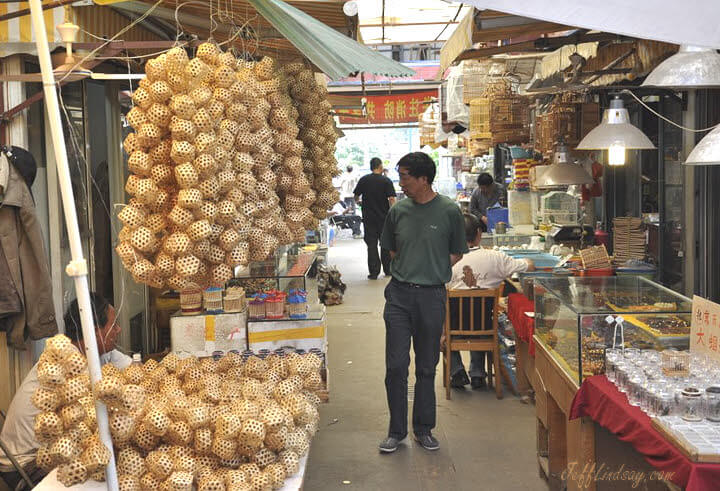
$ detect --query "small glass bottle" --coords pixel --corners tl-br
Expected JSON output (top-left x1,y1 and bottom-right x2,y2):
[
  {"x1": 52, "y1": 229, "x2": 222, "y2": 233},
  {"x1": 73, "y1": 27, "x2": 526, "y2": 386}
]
[{"x1": 131, "y1": 353, "x2": 142, "y2": 366}]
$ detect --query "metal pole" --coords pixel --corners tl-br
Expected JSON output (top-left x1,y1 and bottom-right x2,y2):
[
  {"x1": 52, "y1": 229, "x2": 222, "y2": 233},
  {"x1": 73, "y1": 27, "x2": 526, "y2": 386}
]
[{"x1": 27, "y1": 1, "x2": 118, "y2": 489}]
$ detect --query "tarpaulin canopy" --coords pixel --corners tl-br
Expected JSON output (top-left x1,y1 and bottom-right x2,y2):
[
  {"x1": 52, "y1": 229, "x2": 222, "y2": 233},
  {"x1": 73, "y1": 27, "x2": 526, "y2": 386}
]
[
  {"x1": 247, "y1": 0, "x2": 414, "y2": 80},
  {"x1": 463, "y1": 0, "x2": 720, "y2": 48}
]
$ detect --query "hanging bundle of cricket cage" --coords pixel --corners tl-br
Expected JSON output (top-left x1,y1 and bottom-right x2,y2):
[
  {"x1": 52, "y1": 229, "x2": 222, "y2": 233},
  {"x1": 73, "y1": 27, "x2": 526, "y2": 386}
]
[{"x1": 117, "y1": 42, "x2": 340, "y2": 290}]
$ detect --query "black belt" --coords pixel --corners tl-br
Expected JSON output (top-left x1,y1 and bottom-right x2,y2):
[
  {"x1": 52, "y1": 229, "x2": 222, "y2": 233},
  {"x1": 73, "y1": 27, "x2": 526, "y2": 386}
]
[{"x1": 391, "y1": 278, "x2": 445, "y2": 289}]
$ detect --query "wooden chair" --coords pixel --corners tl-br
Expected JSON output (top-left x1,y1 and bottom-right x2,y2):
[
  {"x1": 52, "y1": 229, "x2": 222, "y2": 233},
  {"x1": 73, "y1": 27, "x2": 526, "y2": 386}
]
[{"x1": 442, "y1": 285, "x2": 504, "y2": 400}]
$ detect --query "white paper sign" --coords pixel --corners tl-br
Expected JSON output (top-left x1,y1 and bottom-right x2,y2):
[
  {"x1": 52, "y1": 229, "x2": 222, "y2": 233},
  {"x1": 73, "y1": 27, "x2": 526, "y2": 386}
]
[{"x1": 691, "y1": 295, "x2": 720, "y2": 361}]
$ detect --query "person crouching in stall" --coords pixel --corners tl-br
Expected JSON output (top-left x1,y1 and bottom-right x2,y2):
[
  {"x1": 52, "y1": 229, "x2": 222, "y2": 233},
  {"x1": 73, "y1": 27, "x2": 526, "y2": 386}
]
[
  {"x1": 327, "y1": 200, "x2": 362, "y2": 238},
  {"x1": 444, "y1": 214, "x2": 535, "y2": 390},
  {"x1": 0, "y1": 293, "x2": 131, "y2": 488}
]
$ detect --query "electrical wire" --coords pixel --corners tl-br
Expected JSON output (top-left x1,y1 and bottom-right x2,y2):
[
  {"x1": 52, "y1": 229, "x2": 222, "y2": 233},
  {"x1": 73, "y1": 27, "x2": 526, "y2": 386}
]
[
  {"x1": 434, "y1": 3, "x2": 463, "y2": 42},
  {"x1": 622, "y1": 89, "x2": 720, "y2": 133}
]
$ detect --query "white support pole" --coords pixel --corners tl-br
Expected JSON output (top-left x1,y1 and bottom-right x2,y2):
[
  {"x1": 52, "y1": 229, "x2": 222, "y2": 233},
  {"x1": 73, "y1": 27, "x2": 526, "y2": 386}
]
[{"x1": 27, "y1": 1, "x2": 119, "y2": 489}]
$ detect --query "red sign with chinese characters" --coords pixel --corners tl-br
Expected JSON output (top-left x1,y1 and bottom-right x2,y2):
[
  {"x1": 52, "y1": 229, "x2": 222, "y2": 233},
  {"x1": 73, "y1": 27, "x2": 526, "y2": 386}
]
[
  {"x1": 691, "y1": 295, "x2": 720, "y2": 361},
  {"x1": 337, "y1": 90, "x2": 436, "y2": 125}
]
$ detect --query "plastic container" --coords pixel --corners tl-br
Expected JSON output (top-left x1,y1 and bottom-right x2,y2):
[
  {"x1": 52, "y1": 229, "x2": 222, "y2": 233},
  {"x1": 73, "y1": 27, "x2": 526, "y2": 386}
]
[{"x1": 487, "y1": 207, "x2": 509, "y2": 233}]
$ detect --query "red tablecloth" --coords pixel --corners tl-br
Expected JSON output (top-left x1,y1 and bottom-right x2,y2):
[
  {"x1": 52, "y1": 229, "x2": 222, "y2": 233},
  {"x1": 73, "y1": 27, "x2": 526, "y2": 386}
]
[
  {"x1": 508, "y1": 293, "x2": 535, "y2": 356},
  {"x1": 570, "y1": 375, "x2": 720, "y2": 491}
]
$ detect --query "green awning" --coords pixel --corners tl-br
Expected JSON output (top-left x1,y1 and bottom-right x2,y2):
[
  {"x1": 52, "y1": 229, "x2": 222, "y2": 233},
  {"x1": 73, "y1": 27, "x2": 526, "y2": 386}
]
[{"x1": 247, "y1": 0, "x2": 414, "y2": 80}]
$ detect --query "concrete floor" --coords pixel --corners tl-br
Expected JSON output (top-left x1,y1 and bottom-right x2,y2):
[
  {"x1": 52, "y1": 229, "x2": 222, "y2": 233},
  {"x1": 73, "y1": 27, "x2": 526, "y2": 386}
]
[{"x1": 304, "y1": 239, "x2": 548, "y2": 491}]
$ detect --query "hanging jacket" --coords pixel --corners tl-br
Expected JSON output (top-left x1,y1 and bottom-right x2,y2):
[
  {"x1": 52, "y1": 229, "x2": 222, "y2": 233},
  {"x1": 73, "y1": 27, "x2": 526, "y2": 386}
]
[{"x1": 0, "y1": 162, "x2": 57, "y2": 349}]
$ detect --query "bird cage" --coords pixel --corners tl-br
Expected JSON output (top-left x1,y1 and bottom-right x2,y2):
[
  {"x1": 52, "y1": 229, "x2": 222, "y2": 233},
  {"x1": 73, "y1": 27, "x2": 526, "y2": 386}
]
[{"x1": 539, "y1": 191, "x2": 580, "y2": 225}]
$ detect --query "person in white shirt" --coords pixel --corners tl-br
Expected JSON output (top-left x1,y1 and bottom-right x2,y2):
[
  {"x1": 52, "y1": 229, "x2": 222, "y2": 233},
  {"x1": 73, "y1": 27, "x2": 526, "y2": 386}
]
[
  {"x1": 0, "y1": 293, "x2": 131, "y2": 488},
  {"x1": 339, "y1": 165, "x2": 359, "y2": 212},
  {"x1": 328, "y1": 200, "x2": 362, "y2": 237},
  {"x1": 445, "y1": 213, "x2": 534, "y2": 390}
]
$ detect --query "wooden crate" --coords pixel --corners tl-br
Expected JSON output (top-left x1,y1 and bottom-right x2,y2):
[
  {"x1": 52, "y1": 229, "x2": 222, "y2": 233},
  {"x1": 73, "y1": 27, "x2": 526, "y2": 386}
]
[{"x1": 580, "y1": 245, "x2": 612, "y2": 270}]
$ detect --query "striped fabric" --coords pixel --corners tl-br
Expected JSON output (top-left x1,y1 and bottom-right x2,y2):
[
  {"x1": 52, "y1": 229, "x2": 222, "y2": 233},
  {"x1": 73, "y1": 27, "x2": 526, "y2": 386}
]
[{"x1": 0, "y1": 3, "x2": 162, "y2": 45}]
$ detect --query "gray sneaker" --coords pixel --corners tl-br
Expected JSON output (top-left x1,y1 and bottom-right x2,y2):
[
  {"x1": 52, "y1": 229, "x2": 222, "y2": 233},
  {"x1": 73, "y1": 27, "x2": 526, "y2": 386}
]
[
  {"x1": 414, "y1": 433, "x2": 440, "y2": 451},
  {"x1": 378, "y1": 436, "x2": 400, "y2": 453}
]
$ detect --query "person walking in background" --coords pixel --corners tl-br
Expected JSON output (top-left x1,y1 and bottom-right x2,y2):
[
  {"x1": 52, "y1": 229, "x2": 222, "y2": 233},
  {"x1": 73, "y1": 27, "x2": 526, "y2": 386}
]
[
  {"x1": 340, "y1": 165, "x2": 359, "y2": 213},
  {"x1": 353, "y1": 157, "x2": 396, "y2": 279},
  {"x1": 469, "y1": 173, "x2": 506, "y2": 232},
  {"x1": 378, "y1": 152, "x2": 468, "y2": 453}
]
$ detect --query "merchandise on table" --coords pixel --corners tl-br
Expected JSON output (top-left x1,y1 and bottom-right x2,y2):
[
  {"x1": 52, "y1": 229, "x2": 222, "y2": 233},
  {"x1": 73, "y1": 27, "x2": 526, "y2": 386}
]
[
  {"x1": 223, "y1": 286, "x2": 246, "y2": 313},
  {"x1": 265, "y1": 291, "x2": 287, "y2": 319},
  {"x1": 179, "y1": 285, "x2": 202, "y2": 315},
  {"x1": 202, "y1": 286, "x2": 223, "y2": 313},
  {"x1": 288, "y1": 290, "x2": 309, "y2": 319},
  {"x1": 33, "y1": 334, "x2": 324, "y2": 488},
  {"x1": 248, "y1": 294, "x2": 268, "y2": 320}
]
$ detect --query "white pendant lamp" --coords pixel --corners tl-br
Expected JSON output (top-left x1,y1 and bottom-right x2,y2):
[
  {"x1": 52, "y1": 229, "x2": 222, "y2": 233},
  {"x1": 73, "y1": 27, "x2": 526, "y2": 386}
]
[
  {"x1": 535, "y1": 143, "x2": 593, "y2": 188},
  {"x1": 686, "y1": 126, "x2": 720, "y2": 165},
  {"x1": 642, "y1": 45, "x2": 720, "y2": 89},
  {"x1": 576, "y1": 96, "x2": 655, "y2": 166}
]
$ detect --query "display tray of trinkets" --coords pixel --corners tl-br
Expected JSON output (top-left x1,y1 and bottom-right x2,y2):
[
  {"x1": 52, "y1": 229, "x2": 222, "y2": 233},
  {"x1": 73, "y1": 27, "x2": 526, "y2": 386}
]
[{"x1": 534, "y1": 276, "x2": 692, "y2": 385}]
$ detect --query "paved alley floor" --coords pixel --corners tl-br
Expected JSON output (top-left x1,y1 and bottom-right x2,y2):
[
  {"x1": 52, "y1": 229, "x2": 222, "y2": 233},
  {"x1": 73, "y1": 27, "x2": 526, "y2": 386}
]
[{"x1": 304, "y1": 239, "x2": 547, "y2": 491}]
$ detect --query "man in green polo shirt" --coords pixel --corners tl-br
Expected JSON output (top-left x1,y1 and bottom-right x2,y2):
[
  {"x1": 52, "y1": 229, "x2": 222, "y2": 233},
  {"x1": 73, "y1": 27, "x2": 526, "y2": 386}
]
[{"x1": 378, "y1": 152, "x2": 468, "y2": 453}]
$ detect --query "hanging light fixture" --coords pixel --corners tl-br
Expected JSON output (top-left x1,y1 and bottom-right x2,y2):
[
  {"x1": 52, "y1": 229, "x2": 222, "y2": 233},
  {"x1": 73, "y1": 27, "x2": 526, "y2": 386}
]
[
  {"x1": 685, "y1": 126, "x2": 720, "y2": 165},
  {"x1": 576, "y1": 95, "x2": 655, "y2": 166},
  {"x1": 642, "y1": 45, "x2": 720, "y2": 89},
  {"x1": 535, "y1": 142, "x2": 593, "y2": 188}
]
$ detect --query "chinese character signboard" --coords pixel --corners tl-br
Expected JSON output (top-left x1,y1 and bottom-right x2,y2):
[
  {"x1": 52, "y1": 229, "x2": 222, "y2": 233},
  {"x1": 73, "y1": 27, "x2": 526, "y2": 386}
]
[
  {"x1": 691, "y1": 295, "x2": 720, "y2": 361},
  {"x1": 337, "y1": 90, "x2": 436, "y2": 125}
]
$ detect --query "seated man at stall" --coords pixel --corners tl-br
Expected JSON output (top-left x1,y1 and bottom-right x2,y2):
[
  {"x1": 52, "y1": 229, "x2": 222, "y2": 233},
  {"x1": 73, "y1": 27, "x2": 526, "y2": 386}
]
[
  {"x1": 445, "y1": 214, "x2": 535, "y2": 389},
  {"x1": 0, "y1": 293, "x2": 131, "y2": 488},
  {"x1": 328, "y1": 199, "x2": 362, "y2": 238}
]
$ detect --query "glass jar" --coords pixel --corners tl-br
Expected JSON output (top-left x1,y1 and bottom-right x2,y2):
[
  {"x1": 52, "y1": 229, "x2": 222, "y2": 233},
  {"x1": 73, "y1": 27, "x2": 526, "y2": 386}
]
[
  {"x1": 627, "y1": 372, "x2": 646, "y2": 406},
  {"x1": 679, "y1": 387, "x2": 704, "y2": 422},
  {"x1": 653, "y1": 390, "x2": 675, "y2": 417},
  {"x1": 705, "y1": 386, "x2": 720, "y2": 422},
  {"x1": 615, "y1": 362, "x2": 630, "y2": 393}
]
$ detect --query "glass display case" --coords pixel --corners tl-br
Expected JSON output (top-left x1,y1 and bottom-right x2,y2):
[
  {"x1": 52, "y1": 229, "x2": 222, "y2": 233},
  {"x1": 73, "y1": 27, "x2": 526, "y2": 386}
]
[
  {"x1": 231, "y1": 245, "x2": 319, "y2": 307},
  {"x1": 534, "y1": 276, "x2": 692, "y2": 385}
]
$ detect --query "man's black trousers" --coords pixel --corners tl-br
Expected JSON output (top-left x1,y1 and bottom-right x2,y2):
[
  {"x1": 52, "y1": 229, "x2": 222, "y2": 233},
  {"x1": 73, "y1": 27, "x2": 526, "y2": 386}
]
[
  {"x1": 363, "y1": 219, "x2": 390, "y2": 277},
  {"x1": 383, "y1": 279, "x2": 446, "y2": 439}
]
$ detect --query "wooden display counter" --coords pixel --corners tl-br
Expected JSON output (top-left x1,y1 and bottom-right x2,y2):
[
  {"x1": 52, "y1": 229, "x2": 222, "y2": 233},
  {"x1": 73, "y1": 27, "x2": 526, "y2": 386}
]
[{"x1": 534, "y1": 335, "x2": 595, "y2": 491}]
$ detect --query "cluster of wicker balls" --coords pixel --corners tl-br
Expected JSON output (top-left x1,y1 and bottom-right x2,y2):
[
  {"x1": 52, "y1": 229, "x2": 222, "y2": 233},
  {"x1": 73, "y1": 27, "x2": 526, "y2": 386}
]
[
  {"x1": 34, "y1": 335, "x2": 323, "y2": 490},
  {"x1": 280, "y1": 64, "x2": 341, "y2": 220},
  {"x1": 117, "y1": 42, "x2": 340, "y2": 290},
  {"x1": 32, "y1": 335, "x2": 112, "y2": 486}
]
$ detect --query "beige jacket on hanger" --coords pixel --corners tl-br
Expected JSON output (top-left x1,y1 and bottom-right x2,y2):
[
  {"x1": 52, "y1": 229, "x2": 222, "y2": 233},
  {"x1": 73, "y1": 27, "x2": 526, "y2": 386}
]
[{"x1": 0, "y1": 159, "x2": 57, "y2": 349}]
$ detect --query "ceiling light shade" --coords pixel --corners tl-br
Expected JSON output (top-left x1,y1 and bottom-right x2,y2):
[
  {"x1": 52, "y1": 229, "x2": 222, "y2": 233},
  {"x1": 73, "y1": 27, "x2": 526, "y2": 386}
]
[
  {"x1": 642, "y1": 45, "x2": 720, "y2": 89},
  {"x1": 576, "y1": 97, "x2": 655, "y2": 150},
  {"x1": 685, "y1": 125, "x2": 720, "y2": 165},
  {"x1": 535, "y1": 143, "x2": 594, "y2": 188}
]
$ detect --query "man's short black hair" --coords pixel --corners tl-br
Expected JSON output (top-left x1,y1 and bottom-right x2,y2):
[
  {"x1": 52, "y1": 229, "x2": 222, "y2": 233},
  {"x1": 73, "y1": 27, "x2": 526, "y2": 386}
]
[
  {"x1": 463, "y1": 213, "x2": 481, "y2": 243},
  {"x1": 396, "y1": 152, "x2": 436, "y2": 185},
  {"x1": 346, "y1": 165, "x2": 353, "y2": 173},
  {"x1": 63, "y1": 293, "x2": 110, "y2": 343},
  {"x1": 477, "y1": 173, "x2": 494, "y2": 187},
  {"x1": 370, "y1": 157, "x2": 382, "y2": 170}
]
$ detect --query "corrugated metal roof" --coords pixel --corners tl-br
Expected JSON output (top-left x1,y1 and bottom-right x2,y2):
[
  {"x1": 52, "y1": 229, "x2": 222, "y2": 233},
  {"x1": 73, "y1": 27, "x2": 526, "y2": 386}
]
[{"x1": 247, "y1": 0, "x2": 414, "y2": 80}]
